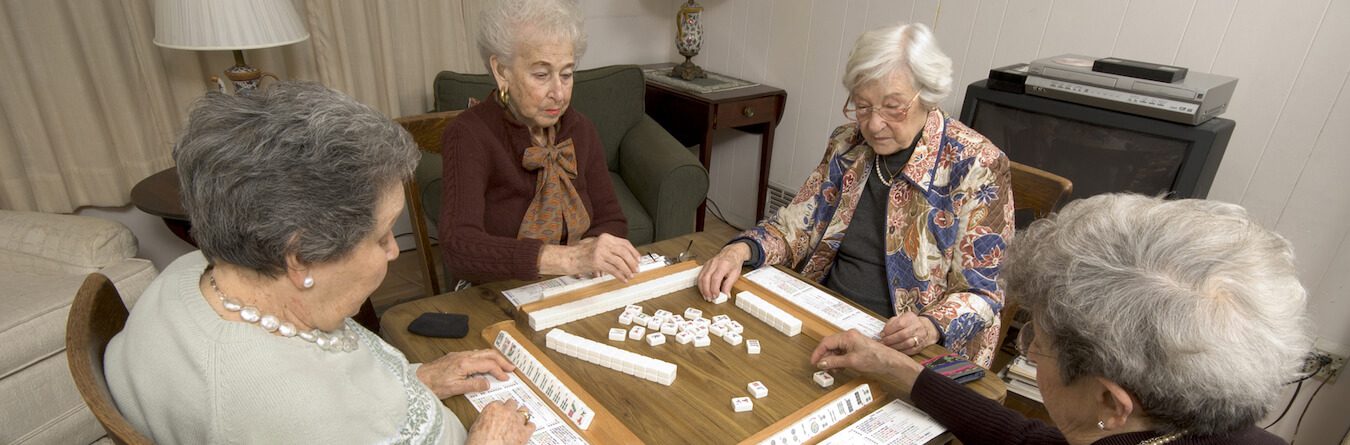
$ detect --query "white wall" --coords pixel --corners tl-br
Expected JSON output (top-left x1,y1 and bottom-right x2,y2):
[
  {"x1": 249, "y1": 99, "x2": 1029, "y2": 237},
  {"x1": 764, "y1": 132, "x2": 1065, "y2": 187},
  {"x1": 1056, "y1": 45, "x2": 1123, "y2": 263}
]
[{"x1": 681, "y1": 0, "x2": 1350, "y2": 442}]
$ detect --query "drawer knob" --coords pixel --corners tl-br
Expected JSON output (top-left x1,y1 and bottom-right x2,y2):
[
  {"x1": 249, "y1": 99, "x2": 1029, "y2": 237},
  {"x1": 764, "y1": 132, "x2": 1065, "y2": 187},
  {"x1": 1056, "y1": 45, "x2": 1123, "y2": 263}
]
[{"x1": 742, "y1": 107, "x2": 756, "y2": 118}]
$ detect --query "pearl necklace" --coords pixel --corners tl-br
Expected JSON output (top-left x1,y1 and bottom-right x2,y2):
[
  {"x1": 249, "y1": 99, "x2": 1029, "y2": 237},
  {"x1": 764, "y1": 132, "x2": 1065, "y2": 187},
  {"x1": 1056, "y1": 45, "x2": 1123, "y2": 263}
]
[
  {"x1": 875, "y1": 154, "x2": 902, "y2": 187},
  {"x1": 207, "y1": 269, "x2": 358, "y2": 353}
]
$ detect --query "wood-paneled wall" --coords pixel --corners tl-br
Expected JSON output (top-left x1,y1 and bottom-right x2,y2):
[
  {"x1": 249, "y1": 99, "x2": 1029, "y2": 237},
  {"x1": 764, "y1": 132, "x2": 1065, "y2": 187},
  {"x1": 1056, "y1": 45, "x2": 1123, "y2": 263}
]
[{"x1": 665, "y1": 0, "x2": 1349, "y2": 441}]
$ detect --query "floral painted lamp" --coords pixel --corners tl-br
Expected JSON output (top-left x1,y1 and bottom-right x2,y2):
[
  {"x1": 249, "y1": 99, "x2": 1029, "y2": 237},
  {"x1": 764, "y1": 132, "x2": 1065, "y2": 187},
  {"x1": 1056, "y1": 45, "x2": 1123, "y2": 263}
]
[
  {"x1": 671, "y1": 0, "x2": 706, "y2": 80},
  {"x1": 152, "y1": 0, "x2": 309, "y2": 93}
]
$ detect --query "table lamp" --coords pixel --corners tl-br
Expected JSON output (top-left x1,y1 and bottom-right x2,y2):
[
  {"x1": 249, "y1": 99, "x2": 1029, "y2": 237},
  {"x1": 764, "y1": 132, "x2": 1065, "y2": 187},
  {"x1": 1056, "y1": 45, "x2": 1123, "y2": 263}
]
[
  {"x1": 672, "y1": 0, "x2": 707, "y2": 80},
  {"x1": 152, "y1": 0, "x2": 309, "y2": 93}
]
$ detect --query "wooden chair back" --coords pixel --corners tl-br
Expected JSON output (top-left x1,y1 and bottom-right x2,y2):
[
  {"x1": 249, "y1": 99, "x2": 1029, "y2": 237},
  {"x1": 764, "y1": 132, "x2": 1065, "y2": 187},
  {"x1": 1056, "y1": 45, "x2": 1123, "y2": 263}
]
[
  {"x1": 999, "y1": 161, "x2": 1073, "y2": 350},
  {"x1": 396, "y1": 110, "x2": 461, "y2": 297},
  {"x1": 65, "y1": 273, "x2": 153, "y2": 445}
]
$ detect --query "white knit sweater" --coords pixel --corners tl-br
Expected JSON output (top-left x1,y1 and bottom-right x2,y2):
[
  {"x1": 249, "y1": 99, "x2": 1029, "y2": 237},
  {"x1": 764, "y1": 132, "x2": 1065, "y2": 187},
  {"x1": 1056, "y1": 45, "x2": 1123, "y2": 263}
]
[{"x1": 105, "y1": 251, "x2": 466, "y2": 444}]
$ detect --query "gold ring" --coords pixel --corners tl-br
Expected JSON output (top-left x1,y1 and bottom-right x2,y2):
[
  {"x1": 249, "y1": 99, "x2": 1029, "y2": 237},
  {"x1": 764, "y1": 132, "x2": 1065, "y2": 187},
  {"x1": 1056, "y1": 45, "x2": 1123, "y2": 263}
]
[
  {"x1": 819, "y1": 359, "x2": 828, "y2": 369},
  {"x1": 521, "y1": 411, "x2": 531, "y2": 424}
]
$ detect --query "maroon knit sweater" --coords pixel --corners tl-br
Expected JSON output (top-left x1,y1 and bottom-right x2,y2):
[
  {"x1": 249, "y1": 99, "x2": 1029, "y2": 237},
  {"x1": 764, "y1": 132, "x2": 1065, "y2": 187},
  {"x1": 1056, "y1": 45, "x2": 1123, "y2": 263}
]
[
  {"x1": 911, "y1": 369, "x2": 1286, "y2": 444},
  {"x1": 438, "y1": 98, "x2": 627, "y2": 283}
]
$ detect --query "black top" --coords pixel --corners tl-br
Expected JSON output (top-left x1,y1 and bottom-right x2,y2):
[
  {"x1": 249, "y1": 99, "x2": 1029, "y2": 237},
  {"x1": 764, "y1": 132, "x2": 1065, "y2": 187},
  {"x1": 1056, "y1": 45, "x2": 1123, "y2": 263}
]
[
  {"x1": 823, "y1": 141, "x2": 915, "y2": 317},
  {"x1": 911, "y1": 368, "x2": 1286, "y2": 444}
]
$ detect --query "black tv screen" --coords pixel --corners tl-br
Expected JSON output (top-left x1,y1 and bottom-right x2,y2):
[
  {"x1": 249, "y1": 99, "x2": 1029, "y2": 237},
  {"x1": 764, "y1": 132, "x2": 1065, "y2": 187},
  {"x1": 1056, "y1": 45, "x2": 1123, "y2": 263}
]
[{"x1": 960, "y1": 80, "x2": 1233, "y2": 201}]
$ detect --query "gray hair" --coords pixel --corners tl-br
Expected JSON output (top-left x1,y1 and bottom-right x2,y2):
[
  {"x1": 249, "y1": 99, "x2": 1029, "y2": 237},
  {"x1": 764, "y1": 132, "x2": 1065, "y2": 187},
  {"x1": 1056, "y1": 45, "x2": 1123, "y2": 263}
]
[
  {"x1": 1004, "y1": 194, "x2": 1310, "y2": 435},
  {"x1": 477, "y1": 0, "x2": 587, "y2": 73},
  {"x1": 842, "y1": 22, "x2": 952, "y2": 109},
  {"x1": 174, "y1": 81, "x2": 417, "y2": 277}
]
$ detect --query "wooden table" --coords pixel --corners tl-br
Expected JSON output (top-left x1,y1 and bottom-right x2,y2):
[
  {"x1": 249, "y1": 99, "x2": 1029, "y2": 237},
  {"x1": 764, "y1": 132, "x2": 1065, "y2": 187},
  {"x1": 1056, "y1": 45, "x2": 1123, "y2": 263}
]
[
  {"x1": 130, "y1": 167, "x2": 194, "y2": 246},
  {"x1": 642, "y1": 64, "x2": 787, "y2": 230},
  {"x1": 380, "y1": 232, "x2": 1005, "y2": 444}
]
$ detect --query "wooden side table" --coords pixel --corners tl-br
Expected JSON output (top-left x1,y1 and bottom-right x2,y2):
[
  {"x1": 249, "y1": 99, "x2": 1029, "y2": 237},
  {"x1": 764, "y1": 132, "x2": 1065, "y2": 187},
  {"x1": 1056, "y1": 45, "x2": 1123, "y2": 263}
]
[
  {"x1": 642, "y1": 64, "x2": 787, "y2": 230},
  {"x1": 130, "y1": 167, "x2": 195, "y2": 246}
]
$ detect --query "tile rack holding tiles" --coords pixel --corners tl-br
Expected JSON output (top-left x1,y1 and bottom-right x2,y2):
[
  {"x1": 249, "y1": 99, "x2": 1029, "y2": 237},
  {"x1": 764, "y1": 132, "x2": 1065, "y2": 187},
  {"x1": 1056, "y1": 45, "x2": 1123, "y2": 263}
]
[{"x1": 489, "y1": 262, "x2": 938, "y2": 445}]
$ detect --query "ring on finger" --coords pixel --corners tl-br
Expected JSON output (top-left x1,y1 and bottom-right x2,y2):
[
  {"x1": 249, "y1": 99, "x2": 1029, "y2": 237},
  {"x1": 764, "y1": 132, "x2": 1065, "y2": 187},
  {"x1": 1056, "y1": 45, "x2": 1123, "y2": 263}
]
[{"x1": 911, "y1": 336, "x2": 919, "y2": 348}]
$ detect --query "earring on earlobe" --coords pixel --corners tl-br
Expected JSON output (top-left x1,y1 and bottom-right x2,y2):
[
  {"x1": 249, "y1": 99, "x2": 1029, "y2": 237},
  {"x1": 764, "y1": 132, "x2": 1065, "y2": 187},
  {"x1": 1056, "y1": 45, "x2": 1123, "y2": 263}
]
[
  {"x1": 498, "y1": 87, "x2": 510, "y2": 104},
  {"x1": 303, "y1": 276, "x2": 315, "y2": 289},
  {"x1": 1097, "y1": 420, "x2": 1106, "y2": 430}
]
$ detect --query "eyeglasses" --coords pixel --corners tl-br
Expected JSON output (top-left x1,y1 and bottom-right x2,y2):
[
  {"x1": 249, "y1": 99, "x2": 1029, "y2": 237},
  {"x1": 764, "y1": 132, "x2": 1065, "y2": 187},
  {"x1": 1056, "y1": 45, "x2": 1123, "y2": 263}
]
[
  {"x1": 1016, "y1": 320, "x2": 1051, "y2": 366},
  {"x1": 842, "y1": 91, "x2": 921, "y2": 123}
]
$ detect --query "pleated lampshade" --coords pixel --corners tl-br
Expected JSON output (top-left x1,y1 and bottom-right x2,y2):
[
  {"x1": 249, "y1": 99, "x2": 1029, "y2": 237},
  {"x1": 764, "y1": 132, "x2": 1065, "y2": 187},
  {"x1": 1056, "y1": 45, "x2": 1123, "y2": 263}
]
[{"x1": 153, "y1": 0, "x2": 309, "y2": 50}]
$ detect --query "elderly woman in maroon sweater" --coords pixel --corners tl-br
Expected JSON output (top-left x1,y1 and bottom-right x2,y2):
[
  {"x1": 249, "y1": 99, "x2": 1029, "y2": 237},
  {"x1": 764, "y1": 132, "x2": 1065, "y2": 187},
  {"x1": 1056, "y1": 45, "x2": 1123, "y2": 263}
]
[
  {"x1": 439, "y1": 0, "x2": 640, "y2": 284},
  {"x1": 813, "y1": 194, "x2": 1307, "y2": 445}
]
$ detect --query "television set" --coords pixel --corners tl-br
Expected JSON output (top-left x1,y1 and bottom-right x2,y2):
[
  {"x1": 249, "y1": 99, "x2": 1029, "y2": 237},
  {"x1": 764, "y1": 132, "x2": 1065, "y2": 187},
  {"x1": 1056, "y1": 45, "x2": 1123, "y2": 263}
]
[{"x1": 959, "y1": 80, "x2": 1234, "y2": 203}]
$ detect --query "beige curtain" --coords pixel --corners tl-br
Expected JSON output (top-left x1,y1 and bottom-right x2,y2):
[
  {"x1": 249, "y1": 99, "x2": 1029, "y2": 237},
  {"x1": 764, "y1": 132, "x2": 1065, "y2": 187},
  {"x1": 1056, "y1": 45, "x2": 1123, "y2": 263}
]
[{"x1": 0, "y1": 0, "x2": 483, "y2": 213}]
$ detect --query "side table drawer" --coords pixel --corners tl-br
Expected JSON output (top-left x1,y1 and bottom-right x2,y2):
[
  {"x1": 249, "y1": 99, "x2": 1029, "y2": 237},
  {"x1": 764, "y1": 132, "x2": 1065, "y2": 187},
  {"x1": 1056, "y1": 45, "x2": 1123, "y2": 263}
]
[{"x1": 714, "y1": 96, "x2": 778, "y2": 128}]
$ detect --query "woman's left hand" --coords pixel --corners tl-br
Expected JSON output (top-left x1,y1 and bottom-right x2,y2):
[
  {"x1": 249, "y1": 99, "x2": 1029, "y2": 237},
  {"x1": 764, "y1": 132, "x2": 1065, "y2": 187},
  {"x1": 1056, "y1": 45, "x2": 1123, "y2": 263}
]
[
  {"x1": 416, "y1": 349, "x2": 515, "y2": 399},
  {"x1": 879, "y1": 312, "x2": 940, "y2": 355}
]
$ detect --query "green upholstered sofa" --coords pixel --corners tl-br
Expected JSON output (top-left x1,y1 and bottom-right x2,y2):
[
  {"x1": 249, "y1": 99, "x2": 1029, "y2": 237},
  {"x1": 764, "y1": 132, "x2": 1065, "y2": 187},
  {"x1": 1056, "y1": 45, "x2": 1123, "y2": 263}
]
[{"x1": 418, "y1": 64, "x2": 709, "y2": 247}]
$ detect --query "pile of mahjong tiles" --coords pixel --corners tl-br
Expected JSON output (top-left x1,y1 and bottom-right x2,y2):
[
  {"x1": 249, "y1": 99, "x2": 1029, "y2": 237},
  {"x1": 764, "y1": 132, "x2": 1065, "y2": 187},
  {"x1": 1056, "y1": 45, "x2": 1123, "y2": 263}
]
[{"x1": 544, "y1": 291, "x2": 837, "y2": 414}]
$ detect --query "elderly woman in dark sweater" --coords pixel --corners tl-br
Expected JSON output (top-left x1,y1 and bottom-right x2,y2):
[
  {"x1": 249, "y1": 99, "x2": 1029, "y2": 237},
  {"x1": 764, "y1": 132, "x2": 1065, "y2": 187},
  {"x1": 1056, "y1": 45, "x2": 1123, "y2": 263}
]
[
  {"x1": 439, "y1": 0, "x2": 640, "y2": 283},
  {"x1": 813, "y1": 194, "x2": 1307, "y2": 445}
]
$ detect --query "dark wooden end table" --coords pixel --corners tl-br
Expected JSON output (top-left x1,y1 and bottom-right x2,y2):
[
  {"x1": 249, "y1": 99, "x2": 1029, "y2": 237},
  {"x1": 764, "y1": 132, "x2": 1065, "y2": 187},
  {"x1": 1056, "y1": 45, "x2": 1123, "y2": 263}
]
[{"x1": 642, "y1": 64, "x2": 788, "y2": 230}]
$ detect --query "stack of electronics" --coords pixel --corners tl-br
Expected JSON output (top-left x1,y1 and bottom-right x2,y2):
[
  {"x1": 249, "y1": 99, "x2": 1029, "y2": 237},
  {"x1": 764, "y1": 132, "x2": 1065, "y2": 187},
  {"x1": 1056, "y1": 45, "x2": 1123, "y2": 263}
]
[
  {"x1": 987, "y1": 54, "x2": 1237, "y2": 125},
  {"x1": 999, "y1": 355, "x2": 1042, "y2": 403}
]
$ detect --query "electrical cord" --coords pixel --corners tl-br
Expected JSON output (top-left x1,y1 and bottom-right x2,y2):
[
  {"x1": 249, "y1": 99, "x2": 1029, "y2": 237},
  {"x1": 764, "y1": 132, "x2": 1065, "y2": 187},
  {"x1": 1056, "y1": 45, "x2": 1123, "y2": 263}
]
[
  {"x1": 1264, "y1": 356, "x2": 1329, "y2": 430},
  {"x1": 1263, "y1": 379, "x2": 1303, "y2": 429},
  {"x1": 704, "y1": 197, "x2": 741, "y2": 230},
  {"x1": 1290, "y1": 376, "x2": 1330, "y2": 444}
]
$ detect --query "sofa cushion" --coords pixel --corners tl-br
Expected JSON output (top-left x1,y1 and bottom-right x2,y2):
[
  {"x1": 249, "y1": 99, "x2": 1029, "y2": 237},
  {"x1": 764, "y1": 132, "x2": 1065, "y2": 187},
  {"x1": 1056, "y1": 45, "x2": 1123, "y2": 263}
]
[
  {"x1": 0, "y1": 210, "x2": 137, "y2": 276},
  {"x1": 0, "y1": 257, "x2": 153, "y2": 382},
  {"x1": 0, "y1": 273, "x2": 86, "y2": 381}
]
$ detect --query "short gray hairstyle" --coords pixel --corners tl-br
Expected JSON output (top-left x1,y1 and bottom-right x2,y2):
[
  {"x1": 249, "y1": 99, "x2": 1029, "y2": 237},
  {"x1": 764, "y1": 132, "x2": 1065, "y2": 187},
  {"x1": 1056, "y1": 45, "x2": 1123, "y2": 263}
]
[
  {"x1": 174, "y1": 81, "x2": 417, "y2": 277},
  {"x1": 842, "y1": 22, "x2": 952, "y2": 109},
  {"x1": 477, "y1": 0, "x2": 587, "y2": 73},
  {"x1": 1004, "y1": 194, "x2": 1310, "y2": 435}
]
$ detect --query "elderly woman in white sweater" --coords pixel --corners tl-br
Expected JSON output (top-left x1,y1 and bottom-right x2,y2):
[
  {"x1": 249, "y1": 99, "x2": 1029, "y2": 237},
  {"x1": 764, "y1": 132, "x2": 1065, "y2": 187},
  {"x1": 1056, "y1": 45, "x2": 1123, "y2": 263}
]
[{"x1": 104, "y1": 82, "x2": 534, "y2": 444}]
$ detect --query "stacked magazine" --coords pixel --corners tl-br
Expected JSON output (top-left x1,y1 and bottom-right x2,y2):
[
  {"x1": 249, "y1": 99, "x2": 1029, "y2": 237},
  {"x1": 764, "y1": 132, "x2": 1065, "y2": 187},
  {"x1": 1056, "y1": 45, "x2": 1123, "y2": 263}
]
[{"x1": 999, "y1": 355, "x2": 1042, "y2": 403}]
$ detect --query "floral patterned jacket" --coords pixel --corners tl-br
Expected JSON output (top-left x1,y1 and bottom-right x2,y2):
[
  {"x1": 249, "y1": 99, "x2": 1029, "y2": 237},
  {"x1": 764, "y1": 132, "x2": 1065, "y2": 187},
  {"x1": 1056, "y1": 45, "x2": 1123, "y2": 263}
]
[{"x1": 738, "y1": 110, "x2": 1013, "y2": 367}]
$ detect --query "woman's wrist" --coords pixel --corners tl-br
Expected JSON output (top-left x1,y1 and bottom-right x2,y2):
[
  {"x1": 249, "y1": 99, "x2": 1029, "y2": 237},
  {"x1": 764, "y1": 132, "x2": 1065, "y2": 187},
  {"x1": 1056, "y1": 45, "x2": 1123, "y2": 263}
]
[
  {"x1": 537, "y1": 244, "x2": 576, "y2": 276},
  {"x1": 886, "y1": 352, "x2": 926, "y2": 395},
  {"x1": 725, "y1": 242, "x2": 751, "y2": 263}
]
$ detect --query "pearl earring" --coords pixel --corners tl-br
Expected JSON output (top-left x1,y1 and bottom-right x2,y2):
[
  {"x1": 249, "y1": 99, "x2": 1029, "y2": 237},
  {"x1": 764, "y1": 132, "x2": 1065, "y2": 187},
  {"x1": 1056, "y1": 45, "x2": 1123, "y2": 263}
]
[
  {"x1": 303, "y1": 276, "x2": 315, "y2": 288},
  {"x1": 1097, "y1": 420, "x2": 1106, "y2": 430}
]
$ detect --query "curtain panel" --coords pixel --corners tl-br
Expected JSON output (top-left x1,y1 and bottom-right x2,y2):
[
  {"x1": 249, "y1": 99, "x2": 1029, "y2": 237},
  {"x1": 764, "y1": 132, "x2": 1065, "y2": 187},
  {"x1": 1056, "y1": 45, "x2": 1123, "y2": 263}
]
[{"x1": 0, "y1": 0, "x2": 483, "y2": 212}]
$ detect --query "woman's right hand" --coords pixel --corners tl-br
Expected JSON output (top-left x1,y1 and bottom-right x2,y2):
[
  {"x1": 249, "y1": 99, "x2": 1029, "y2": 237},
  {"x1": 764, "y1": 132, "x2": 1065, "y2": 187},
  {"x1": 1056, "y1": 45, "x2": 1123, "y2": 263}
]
[
  {"x1": 539, "y1": 233, "x2": 641, "y2": 281},
  {"x1": 810, "y1": 329, "x2": 924, "y2": 394},
  {"x1": 466, "y1": 399, "x2": 535, "y2": 445},
  {"x1": 574, "y1": 233, "x2": 641, "y2": 281},
  {"x1": 698, "y1": 242, "x2": 751, "y2": 301}
]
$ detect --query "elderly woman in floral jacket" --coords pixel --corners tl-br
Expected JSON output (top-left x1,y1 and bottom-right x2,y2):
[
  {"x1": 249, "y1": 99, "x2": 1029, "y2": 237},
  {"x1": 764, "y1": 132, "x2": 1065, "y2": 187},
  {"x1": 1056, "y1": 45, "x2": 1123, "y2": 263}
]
[{"x1": 698, "y1": 22, "x2": 1013, "y2": 367}]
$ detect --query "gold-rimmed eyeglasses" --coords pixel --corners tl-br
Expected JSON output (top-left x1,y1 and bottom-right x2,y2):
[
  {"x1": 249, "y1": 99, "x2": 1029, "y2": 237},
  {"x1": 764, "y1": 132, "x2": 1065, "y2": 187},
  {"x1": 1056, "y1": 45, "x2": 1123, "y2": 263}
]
[{"x1": 842, "y1": 91, "x2": 921, "y2": 123}]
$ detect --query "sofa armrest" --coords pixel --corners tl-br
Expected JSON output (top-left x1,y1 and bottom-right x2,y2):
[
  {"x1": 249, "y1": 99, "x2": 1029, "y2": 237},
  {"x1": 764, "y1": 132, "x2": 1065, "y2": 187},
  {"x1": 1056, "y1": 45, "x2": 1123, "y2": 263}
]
[
  {"x1": 0, "y1": 210, "x2": 138, "y2": 275},
  {"x1": 100, "y1": 258, "x2": 158, "y2": 308},
  {"x1": 618, "y1": 117, "x2": 709, "y2": 241}
]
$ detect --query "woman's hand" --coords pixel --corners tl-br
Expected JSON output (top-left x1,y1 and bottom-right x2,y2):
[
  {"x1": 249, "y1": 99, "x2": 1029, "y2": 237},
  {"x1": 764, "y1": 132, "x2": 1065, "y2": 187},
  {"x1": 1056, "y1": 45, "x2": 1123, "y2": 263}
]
[
  {"x1": 575, "y1": 233, "x2": 641, "y2": 281},
  {"x1": 879, "y1": 312, "x2": 940, "y2": 355},
  {"x1": 466, "y1": 399, "x2": 535, "y2": 445},
  {"x1": 416, "y1": 349, "x2": 515, "y2": 399},
  {"x1": 540, "y1": 233, "x2": 641, "y2": 281},
  {"x1": 698, "y1": 242, "x2": 751, "y2": 301},
  {"x1": 811, "y1": 329, "x2": 924, "y2": 394}
]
